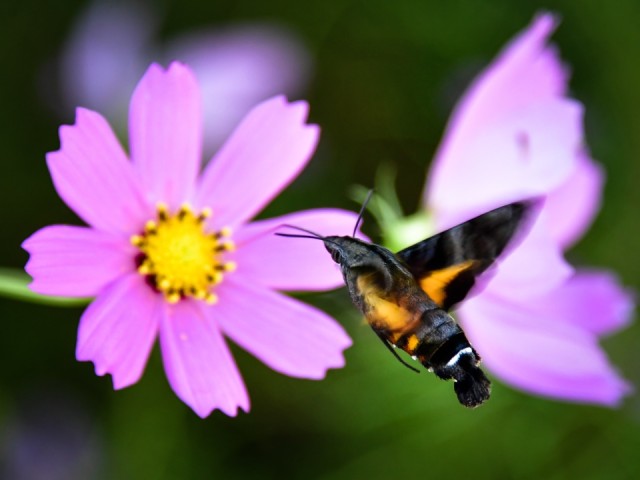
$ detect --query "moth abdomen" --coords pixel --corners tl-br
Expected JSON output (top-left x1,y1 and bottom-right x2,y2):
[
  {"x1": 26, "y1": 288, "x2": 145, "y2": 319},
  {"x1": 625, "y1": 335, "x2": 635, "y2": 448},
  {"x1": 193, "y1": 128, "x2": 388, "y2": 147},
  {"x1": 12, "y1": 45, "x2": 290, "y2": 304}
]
[
  {"x1": 408, "y1": 323, "x2": 491, "y2": 408},
  {"x1": 405, "y1": 310, "x2": 461, "y2": 360},
  {"x1": 446, "y1": 355, "x2": 491, "y2": 408},
  {"x1": 429, "y1": 333, "x2": 491, "y2": 408}
]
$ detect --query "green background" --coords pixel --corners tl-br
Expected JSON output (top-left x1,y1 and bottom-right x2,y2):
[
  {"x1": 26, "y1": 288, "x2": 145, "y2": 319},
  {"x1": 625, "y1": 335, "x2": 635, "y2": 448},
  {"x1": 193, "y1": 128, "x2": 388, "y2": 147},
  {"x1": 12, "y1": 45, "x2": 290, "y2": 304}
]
[{"x1": 1, "y1": 0, "x2": 638, "y2": 479}]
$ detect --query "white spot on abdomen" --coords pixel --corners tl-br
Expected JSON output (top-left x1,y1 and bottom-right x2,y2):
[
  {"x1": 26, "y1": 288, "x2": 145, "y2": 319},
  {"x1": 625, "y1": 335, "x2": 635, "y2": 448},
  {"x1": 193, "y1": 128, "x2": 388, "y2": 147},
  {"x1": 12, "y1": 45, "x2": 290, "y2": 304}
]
[{"x1": 446, "y1": 347, "x2": 472, "y2": 367}]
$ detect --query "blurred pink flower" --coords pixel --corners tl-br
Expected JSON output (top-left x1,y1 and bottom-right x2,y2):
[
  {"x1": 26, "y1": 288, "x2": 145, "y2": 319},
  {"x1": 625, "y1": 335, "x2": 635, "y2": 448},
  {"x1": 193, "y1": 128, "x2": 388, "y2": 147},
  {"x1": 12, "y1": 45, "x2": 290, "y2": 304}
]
[
  {"x1": 24, "y1": 62, "x2": 354, "y2": 418},
  {"x1": 56, "y1": 0, "x2": 310, "y2": 157},
  {"x1": 424, "y1": 14, "x2": 633, "y2": 405}
]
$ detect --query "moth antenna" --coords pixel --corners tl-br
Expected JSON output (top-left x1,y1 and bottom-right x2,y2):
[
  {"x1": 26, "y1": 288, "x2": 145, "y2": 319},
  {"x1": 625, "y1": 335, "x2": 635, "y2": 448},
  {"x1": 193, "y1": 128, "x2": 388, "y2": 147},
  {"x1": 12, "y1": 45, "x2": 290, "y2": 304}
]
[
  {"x1": 374, "y1": 329, "x2": 420, "y2": 373},
  {"x1": 275, "y1": 233, "x2": 325, "y2": 241},
  {"x1": 277, "y1": 224, "x2": 325, "y2": 238},
  {"x1": 276, "y1": 226, "x2": 345, "y2": 250},
  {"x1": 352, "y1": 189, "x2": 374, "y2": 237}
]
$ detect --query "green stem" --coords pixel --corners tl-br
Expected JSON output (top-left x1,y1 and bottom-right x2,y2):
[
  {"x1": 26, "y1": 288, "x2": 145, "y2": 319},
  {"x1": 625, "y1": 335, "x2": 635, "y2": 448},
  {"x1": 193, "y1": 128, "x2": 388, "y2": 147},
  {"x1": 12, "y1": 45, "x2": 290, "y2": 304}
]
[{"x1": 0, "y1": 268, "x2": 91, "y2": 307}]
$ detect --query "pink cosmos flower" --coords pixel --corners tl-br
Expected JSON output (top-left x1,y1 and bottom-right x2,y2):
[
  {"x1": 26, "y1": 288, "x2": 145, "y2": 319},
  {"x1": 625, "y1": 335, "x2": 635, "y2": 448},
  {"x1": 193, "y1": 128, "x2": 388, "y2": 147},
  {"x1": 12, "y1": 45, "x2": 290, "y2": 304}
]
[
  {"x1": 55, "y1": 0, "x2": 310, "y2": 156},
  {"x1": 23, "y1": 62, "x2": 355, "y2": 418},
  {"x1": 424, "y1": 13, "x2": 633, "y2": 405}
]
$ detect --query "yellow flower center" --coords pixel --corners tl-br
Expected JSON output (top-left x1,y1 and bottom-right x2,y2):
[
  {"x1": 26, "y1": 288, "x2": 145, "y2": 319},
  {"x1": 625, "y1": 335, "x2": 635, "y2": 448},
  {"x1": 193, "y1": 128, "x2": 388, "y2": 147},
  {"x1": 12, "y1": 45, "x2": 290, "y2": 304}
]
[{"x1": 131, "y1": 203, "x2": 235, "y2": 305}]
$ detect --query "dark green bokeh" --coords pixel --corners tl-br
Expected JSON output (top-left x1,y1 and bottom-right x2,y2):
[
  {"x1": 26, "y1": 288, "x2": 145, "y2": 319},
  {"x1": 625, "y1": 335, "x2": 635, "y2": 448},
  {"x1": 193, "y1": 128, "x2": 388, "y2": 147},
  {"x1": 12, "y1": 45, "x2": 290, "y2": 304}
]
[{"x1": 1, "y1": 1, "x2": 638, "y2": 479}]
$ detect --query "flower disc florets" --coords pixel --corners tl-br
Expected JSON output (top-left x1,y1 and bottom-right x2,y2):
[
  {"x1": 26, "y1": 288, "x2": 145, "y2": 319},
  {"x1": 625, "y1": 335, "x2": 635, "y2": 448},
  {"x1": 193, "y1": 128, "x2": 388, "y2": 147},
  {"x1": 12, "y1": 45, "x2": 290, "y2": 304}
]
[{"x1": 131, "y1": 202, "x2": 235, "y2": 304}]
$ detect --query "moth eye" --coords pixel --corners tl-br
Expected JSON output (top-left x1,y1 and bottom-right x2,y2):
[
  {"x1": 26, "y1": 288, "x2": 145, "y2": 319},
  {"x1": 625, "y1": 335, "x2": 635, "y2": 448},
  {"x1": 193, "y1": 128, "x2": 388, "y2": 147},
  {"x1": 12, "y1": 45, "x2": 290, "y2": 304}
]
[{"x1": 330, "y1": 249, "x2": 342, "y2": 264}]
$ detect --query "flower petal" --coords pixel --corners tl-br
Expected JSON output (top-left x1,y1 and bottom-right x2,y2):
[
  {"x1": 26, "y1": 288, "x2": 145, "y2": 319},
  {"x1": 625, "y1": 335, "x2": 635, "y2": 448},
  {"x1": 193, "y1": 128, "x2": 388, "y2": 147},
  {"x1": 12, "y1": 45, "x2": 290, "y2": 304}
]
[
  {"x1": 129, "y1": 62, "x2": 202, "y2": 209},
  {"x1": 195, "y1": 95, "x2": 319, "y2": 229},
  {"x1": 159, "y1": 300, "x2": 249, "y2": 417},
  {"x1": 425, "y1": 13, "x2": 582, "y2": 224},
  {"x1": 481, "y1": 213, "x2": 573, "y2": 299},
  {"x1": 460, "y1": 293, "x2": 632, "y2": 406},
  {"x1": 438, "y1": 14, "x2": 564, "y2": 141},
  {"x1": 543, "y1": 152, "x2": 604, "y2": 249},
  {"x1": 76, "y1": 273, "x2": 161, "y2": 389},
  {"x1": 233, "y1": 208, "x2": 360, "y2": 291},
  {"x1": 166, "y1": 24, "x2": 310, "y2": 156},
  {"x1": 215, "y1": 278, "x2": 351, "y2": 379},
  {"x1": 428, "y1": 99, "x2": 583, "y2": 227},
  {"x1": 525, "y1": 270, "x2": 634, "y2": 336},
  {"x1": 23, "y1": 225, "x2": 136, "y2": 297},
  {"x1": 46, "y1": 108, "x2": 151, "y2": 234}
]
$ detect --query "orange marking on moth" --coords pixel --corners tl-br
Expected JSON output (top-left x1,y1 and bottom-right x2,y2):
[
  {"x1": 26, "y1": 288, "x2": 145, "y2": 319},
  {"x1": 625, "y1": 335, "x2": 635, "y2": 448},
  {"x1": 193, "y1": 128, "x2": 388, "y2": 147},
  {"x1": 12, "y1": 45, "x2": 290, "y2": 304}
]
[
  {"x1": 356, "y1": 275, "x2": 418, "y2": 333},
  {"x1": 405, "y1": 334, "x2": 420, "y2": 353},
  {"x1": 418, "y1": 260, "x2": 478, "y2": 307}
]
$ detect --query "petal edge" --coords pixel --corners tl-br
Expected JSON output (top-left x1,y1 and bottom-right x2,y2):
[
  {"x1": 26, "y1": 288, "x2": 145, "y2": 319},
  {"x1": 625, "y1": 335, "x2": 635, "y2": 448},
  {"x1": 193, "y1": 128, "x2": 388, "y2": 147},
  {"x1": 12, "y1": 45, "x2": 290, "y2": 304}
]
[
  {"x1": 76, "y1": 273, "x2": 161, "y2": 389},
  {"x1": 159, "y1": 300, "x2": 250, "y2": 417},
  {"x1": 195, "y1": 95, "x2": 320, "y2": 229},
  {"x1": 23, "y1": 225, "x2": 135, "y2": 297}
]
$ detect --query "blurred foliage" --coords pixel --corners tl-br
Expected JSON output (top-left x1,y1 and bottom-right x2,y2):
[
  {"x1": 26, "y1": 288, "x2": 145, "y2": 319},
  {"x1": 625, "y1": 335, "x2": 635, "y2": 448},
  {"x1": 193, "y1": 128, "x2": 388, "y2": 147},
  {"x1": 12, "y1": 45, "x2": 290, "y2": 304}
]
[{"x1": 0, "y1": 0, "x2": 638, "y2": 479}]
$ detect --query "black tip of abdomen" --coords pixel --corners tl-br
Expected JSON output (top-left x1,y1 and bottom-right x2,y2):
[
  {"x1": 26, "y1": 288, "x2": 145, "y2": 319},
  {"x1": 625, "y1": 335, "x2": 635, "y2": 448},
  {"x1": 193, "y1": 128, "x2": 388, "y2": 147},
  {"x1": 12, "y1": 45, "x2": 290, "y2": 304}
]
[
  {"x1": 432, "y1": 348, "x2": 491, "y2": 408},
  {"x1": 453, "y1": 358, "x2": 491, "y2": 408}
]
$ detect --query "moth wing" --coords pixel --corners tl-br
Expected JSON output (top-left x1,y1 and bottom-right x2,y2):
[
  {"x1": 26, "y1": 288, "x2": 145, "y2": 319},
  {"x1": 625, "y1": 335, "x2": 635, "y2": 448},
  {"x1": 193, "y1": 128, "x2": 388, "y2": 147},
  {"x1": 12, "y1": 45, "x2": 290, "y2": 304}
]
[{"x1": 396, "y1": 201, "x2": 531, "y2": 311}]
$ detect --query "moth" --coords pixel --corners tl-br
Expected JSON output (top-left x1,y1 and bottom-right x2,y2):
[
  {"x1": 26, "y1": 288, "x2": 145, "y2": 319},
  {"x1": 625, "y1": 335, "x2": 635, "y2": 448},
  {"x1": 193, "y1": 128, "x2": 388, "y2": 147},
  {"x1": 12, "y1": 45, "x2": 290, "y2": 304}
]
[{"x1": 277, "y1": 197, "x2": 531, "y2": 408}]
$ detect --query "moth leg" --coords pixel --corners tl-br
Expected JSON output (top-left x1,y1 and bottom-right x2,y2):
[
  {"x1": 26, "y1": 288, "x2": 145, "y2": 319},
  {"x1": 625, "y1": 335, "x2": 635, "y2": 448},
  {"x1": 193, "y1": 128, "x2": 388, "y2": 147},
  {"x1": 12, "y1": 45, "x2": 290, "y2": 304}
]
[{"x1": 373, "y1": 329, "x2": 420, "y2": 373}]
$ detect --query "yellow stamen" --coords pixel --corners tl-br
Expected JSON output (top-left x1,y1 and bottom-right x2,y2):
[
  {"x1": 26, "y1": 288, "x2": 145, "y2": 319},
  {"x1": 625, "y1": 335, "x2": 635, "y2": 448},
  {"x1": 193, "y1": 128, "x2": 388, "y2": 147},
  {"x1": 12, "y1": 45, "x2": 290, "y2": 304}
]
[
  {"x1": 198, "y1": 207, "x2": 212, "y2": 222},
  {"x1": 222, "y1": 261, "x2": 237, "y2": 272},
  {"x1": 215, "y1": 240, "x2": 236, "y2": 252},
  {"x1": 138, "y1": 264, "x2": 151, "y2": 275},
  {"x1": 205, "y1": 293, "x2": 218, "y2": 305},
  {"x1": 131, "y1": 203, "x2": 235, "y2": 304},
  {"x1": 218, "y1": 226, "x2": 232, "y2": 238},
  {"x1": 130, "y1": 235, "x2": 144, "y2": 246}
]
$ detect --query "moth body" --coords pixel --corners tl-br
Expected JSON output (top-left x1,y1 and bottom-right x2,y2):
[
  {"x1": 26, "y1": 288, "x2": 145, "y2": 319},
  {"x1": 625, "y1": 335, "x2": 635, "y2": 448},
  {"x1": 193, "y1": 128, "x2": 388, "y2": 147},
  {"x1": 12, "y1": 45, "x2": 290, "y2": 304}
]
[
  {"x1": 278, "y1": 200, "x2": 530, "y2": 408},
  {"x1": 324, "y1": 236, "x2": 491, "y2": 407}
]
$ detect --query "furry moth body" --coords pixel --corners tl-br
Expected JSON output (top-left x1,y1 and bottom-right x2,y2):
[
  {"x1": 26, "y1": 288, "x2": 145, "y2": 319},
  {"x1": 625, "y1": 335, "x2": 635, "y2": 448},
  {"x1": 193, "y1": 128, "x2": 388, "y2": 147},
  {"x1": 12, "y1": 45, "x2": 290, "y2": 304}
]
[{"x1": 279, "y1": 201, "x2": 530, "y2": 407}]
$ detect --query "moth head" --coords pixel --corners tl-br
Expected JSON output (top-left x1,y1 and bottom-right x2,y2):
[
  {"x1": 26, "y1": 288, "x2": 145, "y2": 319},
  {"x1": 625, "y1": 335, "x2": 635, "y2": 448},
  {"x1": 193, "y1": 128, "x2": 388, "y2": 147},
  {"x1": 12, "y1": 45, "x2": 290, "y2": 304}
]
[
  {"x1": 323, "y1": 237, "x2": 398, "y2": 297},
  {"x1": 324, "y1": 240, "x2": 344, "y2": 264},
  {"x1": 323, "y1": 236, "x2": 382, "y2": 268}
]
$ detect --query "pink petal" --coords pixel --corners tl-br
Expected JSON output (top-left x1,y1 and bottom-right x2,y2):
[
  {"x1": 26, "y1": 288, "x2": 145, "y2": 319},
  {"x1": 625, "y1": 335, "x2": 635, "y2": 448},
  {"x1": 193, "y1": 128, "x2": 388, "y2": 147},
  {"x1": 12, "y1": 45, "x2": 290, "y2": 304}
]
[
  {"x1": 159, "y1": 300, "x2": 249, "y2": 417},
  {"x1": 76, "y1": 273, "x2": 161, "y2": 389},
  {"x1": 166, "y1": 24, "x2": 310, "y2": 156},
  {"x1": 442, "y1": 14, "x2": 564, "y2": 137},
  {"x1": 425, "y1": 13, "x2": 582, "y2": 223},
  {"x1": 525, "y1": 270, "x2": 634, "y2": 336},
  {"x1": 215, "y1": 278, "x2": 351, "y2": 379},
  {"x1": 233, "y1": 208, "x2": 359, "y2": 291},
  {"x1": 460, "y1": 293, "x2": 632, "y2": 406},
  {"x1": 46, "y1": 108, "x2": 151, "y2": 235},
  {"x1": 543, "y1": 152, "x2": 604, "y2": 249},
  {"x1": 481, "y1": 213, "x2": 573, "y2": 299},
  {"x1": 129, "y1": 62, "x2": 202, "y2": 209},
  {"x1": 23, "y1": 225, "x2": 136, "y2": 297},
  {"x1": 195, "y1": 95, "x2": 319, "y2": 229},
  {"x1": 428, "y1": 99, "x2": 583, "y2": 227}
]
